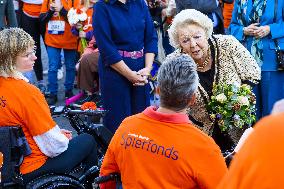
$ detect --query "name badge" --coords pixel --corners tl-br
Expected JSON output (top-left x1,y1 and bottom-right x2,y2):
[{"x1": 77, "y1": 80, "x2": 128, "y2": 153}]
[{"x1": 48, "y1": 20, "x2": 65, "y2": 35}]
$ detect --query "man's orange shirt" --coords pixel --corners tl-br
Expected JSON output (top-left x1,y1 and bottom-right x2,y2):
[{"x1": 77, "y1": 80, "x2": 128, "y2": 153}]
[
  {"x1": 0, "y1": 77, "x2": 56, "y2": 174},
  {"x1": 41, "y1": 0, "x2": 80, "y2": 49},
  {"x1": 101, "y1": 106, "x2": 228, "y2": 189},
  {"x1": 218, "y1": 112, "x2": 284, "y2": 189}
]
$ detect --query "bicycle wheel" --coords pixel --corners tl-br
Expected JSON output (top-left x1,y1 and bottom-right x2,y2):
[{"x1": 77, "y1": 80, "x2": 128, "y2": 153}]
[{"x1": 26, "y1": 174, "x2": 85, "y2": 189}]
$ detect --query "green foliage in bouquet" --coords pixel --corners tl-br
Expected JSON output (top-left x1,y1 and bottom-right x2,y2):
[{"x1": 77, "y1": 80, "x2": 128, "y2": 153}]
[{"x1": 208, "y1": 83, "x2": 256, "y2": 132}]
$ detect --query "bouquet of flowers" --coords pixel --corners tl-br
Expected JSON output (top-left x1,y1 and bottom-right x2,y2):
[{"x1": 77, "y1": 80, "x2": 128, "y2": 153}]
[
  {"x1": 208, "y1": 83, "x2": 256, "y2": 132},
  {"x1": 67, "y1": 8, "x2": 88, "y2": 51}
]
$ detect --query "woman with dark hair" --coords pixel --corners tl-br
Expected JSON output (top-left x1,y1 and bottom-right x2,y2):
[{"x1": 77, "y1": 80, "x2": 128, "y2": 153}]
[{"x1": 93, "y1": 0, "x2": 158, "y2": 133}]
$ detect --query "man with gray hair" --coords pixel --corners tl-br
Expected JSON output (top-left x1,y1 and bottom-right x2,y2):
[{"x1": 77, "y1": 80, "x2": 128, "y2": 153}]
[{"x1": 99, "y1": 54, "x2": 227, "y2": 189}]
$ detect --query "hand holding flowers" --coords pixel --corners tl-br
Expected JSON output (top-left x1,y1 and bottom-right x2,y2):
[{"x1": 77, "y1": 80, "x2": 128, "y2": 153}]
[
  {"x1": 208, "y1": 83, "x2": 256, "y2": 132},
  {"x1": 67, "y1": 8, "x2": 88, "y2": 52}
]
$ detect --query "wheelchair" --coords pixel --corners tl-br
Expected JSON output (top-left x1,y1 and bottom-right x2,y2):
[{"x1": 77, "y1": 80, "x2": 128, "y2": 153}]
[{"x1": 0, "y1": 126, "x2": 100, "y2": 189}]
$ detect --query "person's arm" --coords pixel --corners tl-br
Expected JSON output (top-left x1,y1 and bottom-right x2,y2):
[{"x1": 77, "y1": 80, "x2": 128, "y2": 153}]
[
  {"x1": 110, "y1": 61, "x2": 146, "y2": 84},
  {"x1": 33, "y1": 125, "x2": 69, "y2": 157},
  {"x1": 227, "y1": 35, "x2": 261, "y2": 84},
  {"x1": 139, "y1": 0, "x2": 158, "y2": 76},
  {"x1": 93, "y1": 2, "x2": 146, "y2": 84},
  {"x1": 271, "y1": 99, "x2": 284, "y2": 114},
  {"x1": 22, "y1": 87, "x2": 69, "y2": 158},
  {"x1": 267, "y1": 4, "x2": 284, "y2": 40},
  {"x1": 71, "y1": 26, "x2": 79, "y2": 36},
  {"x1": 93, "y1": 2, "x2": 123, "y2": 67},
  {"x1": 85, "y1": 30, "x2": 93, "y2": 41},
  {"x1": 6, "y1": 0, "x2": 18, "y2": 27},
  {"x1": 137, "y1": 53, "x2": 155, "y2": 77},
  {"x1": 39, "y1": 0, "x2": 55, "y2": 24}
]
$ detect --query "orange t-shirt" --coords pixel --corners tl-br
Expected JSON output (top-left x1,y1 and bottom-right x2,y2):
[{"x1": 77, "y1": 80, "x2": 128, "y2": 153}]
[
  {"x1": 223, "y1": 3, "x2": 234, "y2": 29},
  {"x1": 41, "y1": 0, "x2": 80, "y2": 49},
  {"x1": 23, "y1": 3, "x2": 42, "y2": 17},
  {"x1": 218, "y1": 112, "x2": 284, "y2": 189},
  {"x1": 0, "y1": 77, "x2": 56, "y2": 174},
  {"x1": 100, "y1": 106, "x2": 228, "y2": 189}
]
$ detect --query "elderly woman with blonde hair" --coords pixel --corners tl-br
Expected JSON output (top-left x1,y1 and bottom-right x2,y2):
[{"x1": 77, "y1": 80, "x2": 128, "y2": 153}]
[{"x1": 168, "y1": 9, "x2": 261, "y2": 152}]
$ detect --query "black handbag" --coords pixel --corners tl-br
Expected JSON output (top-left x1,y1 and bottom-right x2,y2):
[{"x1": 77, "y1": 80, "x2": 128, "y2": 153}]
[
  {"x1": 273, "y1": 0, "x2": 284, "y2": 70},
  {"x1": 274, "y1": 40, "x2": 284, "y2": 70}
]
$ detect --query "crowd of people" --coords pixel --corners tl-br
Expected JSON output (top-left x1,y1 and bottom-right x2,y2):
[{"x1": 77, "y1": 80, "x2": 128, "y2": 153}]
[{"x1": 1, "y1": 0, "x2": 284, "y2": 188}]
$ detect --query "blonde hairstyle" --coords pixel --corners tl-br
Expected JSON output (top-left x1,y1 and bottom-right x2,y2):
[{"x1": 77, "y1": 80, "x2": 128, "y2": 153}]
[
  {"x1": 0, "y1": 28, "x2": 34, "y2": 76},
  {"x1": 168, "y1": 9, "x2": 213, "y2": 49}
]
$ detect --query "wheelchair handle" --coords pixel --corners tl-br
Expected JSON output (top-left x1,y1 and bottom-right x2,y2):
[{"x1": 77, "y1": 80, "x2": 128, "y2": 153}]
[
  {"x1": 78, "y1": 165, "x2": 99, "y2": 182},
  {"x1": 94, "y1": 173, "x2": 121, "y2": 184},
  {"x1": 66, "y1": 109, "x2": 107, "y2": 116}
]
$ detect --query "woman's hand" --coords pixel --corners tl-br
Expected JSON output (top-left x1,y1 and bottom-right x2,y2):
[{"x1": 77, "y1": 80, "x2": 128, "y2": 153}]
[
  {"x1": 76, "y1": 23, "x2": 83, "y2": 29},
  {"x1": 79, "y1": 31, "x2": 86, "y2": 38},
  {"x1": 253, "y1": 25, "x2": 270, "y2": 39},
  {"x1": 243, "y1": 23, "x2": 260, "y2": 36},
  {"x1": 61, "y1": 129, "x2": 72, "y2": 140},
  {"x1": 126, "y1": 70, "x2": 147, "y2": 86},
  {"x1": 133, "y1": 67, "x2": 152, "y2": 86},
  {"x1": 137, "y1": 67, "x2": 151, "y2": 77}
]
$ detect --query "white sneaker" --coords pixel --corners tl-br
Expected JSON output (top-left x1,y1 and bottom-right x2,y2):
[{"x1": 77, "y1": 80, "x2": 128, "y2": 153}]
[{"x1": 57, "y1": 67, "x2": 64, "y2": 80}]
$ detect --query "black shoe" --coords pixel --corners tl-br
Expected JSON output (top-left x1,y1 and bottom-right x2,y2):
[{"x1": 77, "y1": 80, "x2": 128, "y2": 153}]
[
  {"x1": 37, "y1": 83, "x2": 46, "y2": 94},
  {"x1": 65, "y1": 90, "x2": 74, "y2": 99},
  {"x1": 47, "y1": 94, "x2": 57, "y2": 105}
]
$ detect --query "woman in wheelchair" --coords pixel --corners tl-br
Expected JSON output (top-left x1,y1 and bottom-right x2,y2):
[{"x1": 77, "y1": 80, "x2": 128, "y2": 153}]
[{"x1": 0, "y1": 28, "x2": 98, "y2": 185}]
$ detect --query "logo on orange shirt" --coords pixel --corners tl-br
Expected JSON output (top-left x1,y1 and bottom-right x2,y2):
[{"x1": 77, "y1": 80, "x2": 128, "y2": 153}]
[
  {"x1": 0, "y1": 96, "x2": 7, "y2": 107},
  {"x1": 120, "y1": 133, "x2": 179, "y2": 160}
]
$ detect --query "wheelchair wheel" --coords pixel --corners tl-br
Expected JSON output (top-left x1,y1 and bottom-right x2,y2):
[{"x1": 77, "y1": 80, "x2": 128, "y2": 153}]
[{"x1": 26, "y1": 174, "x2": 85, "y2": 189}]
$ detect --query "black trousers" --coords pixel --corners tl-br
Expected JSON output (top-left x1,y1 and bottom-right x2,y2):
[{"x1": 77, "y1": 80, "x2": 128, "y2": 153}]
[
  {"x1": 19, "y1": 12, "x2": 44, "y2": 81},
  {"x1": 23, "y1": 133, "x2": 98, "y2": 184}
]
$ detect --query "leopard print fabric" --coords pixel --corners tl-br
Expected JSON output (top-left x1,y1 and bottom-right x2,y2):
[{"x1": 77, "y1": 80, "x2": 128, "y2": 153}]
[{"x1": 169, "y1": 34, "x2": 261, "y2": 144}]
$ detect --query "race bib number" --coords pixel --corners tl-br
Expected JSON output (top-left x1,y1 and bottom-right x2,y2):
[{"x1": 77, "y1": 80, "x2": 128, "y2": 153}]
[{"x1": 48, "y1": 20, "x2": 65, "y2": 35}]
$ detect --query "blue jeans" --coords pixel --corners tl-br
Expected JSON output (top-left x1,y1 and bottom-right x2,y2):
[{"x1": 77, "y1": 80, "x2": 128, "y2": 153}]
[{"x1": 46, "y1": 46, "x2": 77, "y2": 94}]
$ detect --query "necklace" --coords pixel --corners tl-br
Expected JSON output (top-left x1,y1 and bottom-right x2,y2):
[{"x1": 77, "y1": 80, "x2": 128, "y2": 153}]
[{"x1": 197, "y1": 48, "x2": 211, "y2": 70}]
